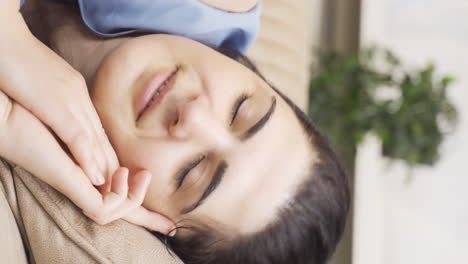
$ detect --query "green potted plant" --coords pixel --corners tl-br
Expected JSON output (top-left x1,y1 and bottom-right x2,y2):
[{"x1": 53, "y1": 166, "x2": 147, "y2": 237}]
[{"x1": 308, "y1": 47, "x2": 458, "y2": 170}]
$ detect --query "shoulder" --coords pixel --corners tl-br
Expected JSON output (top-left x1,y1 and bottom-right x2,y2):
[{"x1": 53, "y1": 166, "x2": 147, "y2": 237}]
[{"x1": 198, "y1": 0, "x2": 260, "y2": 13}]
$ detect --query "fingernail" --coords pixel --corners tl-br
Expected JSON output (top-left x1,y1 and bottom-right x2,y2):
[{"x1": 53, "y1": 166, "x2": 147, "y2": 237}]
[
  {"x1": 168, "y1": 228, "x2": 177, "y2": 237},
  {"x1": 95, "y1": 174, "x2": 105, "y2": 185},
  {"x1": 92, "y1": 167, "x2": 105, "y2": 185}
]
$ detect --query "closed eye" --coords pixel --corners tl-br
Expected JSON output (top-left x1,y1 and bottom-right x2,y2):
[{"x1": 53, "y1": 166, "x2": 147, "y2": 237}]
[
  {"x1": 176, "y1": 155, "x2": 206, "y2": 190},
  {"x1": 230, "y1": 94, "x2": 249, "y2": 125}
]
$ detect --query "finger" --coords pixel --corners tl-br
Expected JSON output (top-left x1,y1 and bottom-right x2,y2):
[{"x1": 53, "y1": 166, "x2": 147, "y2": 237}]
[
  {"x1": 96, "y1": 168, "x2": 129, "y2": 216},
  {"x1": 0, "y1": 99, "x2": 103, "y2": 214},
  {"x1": 110, "y1": 167, "x2": 129, "y2": 198},
  {"x1": 63, "y1": 125, "x2": 104, "y2": 186},
  {"x1": 78, "y1": 102, "x2": 110, "y2": 185},
  {"x1": 97, "y1": 178, "x2": 112, "y2": 194},
  {"x1": 127, "y1": 170, "x2": 152, "y2": 205},
  {"x1": 123, "y1": 206, "x2": 176, "y2": 235},
  {"x1": 91, "y1": 193, "x2": 130, "y2": 226},
  {"x1": 99, "y1": 170, "x2": 152, "y2": 225},
  {"x1": 80, "y1": 88, "x2": 118, "y2": 173},
  {"x1": 100, "y1": 129, "x2": 120, "y2": 179},
  {"x1": 88, "y1": 128, "x2": 107, "y2": 185},
  {"x1": 86, "y1": 102, "x2": 119, "y2": 176},
  {"x1": 44, "y1": 106, "x2": 104, "y2": 186}
]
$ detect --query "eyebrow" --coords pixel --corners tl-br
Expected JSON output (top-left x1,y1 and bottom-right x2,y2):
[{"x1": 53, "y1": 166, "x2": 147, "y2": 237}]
[
  {"x1": 180, "y1": 96, "x2": 277, "y2": 214},
  {"x1": 181, "y1": 160, "x2": 228, "y2": 214},
  {"x1": 240, "y1": 96, "x2": 277, "y2": 141}
]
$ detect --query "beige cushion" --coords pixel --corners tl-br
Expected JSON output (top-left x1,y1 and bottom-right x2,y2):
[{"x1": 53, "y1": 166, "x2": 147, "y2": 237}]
[
  {"x1": 0, "y1": 163, "x2": 28, "y2": 264},
  {"x1": 249, "y1": 0, "x2": 312, "y2": 110},
  {"x1": 0, "y1": 160, "x2": 183, "y2": 264}
]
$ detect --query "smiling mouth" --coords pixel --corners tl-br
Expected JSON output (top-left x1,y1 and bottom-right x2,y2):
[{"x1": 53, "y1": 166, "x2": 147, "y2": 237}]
[{"x1": 137, "y1": 68, "x2": 179, "y2": 120}]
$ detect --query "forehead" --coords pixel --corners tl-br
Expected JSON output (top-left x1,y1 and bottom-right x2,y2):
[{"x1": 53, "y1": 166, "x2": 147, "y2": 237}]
[{"x1": 189, "y1": 96, "x2": 317, "y2": 234}]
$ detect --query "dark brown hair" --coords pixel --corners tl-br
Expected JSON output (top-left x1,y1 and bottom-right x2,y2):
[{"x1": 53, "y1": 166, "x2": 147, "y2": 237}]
[{"x1": 153, "y1": 48, "x2": 350, "y2": 264}]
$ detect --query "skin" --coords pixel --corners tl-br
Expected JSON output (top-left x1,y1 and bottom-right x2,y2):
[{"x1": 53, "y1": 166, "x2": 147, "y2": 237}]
[
  {"x1": 200, "y1": 0, "x2": 259, "y2": 12},
  {"x1": 27, "y1": 0, "x2": 317, "y2": 236}
]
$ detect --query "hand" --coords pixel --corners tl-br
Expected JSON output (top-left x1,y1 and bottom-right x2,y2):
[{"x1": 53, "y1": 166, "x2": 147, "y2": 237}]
[
  {"x1": 0, "y1": 11, "x2": 116, "y2": 185},
  {"x1": 85, "y1": 167, "x2": 176, "y2": 235},
  {"x1": 0, "y1": 93, "x2": 175, "y2": 234}
]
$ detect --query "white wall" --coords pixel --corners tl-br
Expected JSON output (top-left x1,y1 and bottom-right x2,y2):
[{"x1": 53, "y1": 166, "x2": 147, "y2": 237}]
[{"x1": 354, "y1": 0, "x2": 468, "y2": 263}]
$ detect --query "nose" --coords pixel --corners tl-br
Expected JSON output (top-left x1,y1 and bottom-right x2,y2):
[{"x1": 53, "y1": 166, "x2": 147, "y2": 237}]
[{"x1": 169, "y1": 96, "x2": 236, "y2": 150}]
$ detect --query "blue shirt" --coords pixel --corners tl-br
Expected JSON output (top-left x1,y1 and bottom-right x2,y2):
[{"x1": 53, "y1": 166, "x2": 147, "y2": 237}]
[{"x1": 21, "y1": 0, "x2": 261, "y2": 53}]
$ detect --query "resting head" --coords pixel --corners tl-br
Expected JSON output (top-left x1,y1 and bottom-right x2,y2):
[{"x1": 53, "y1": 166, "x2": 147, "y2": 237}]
[
  {"x1": 89, "y1": 34, "x2": 310, "y2": 229},
  {"x1": 52, "y1": 30, "x2": 349, "y2": 263},
  {"x1": 85, "y1": 34, "x2": 349, "y2": 264}
]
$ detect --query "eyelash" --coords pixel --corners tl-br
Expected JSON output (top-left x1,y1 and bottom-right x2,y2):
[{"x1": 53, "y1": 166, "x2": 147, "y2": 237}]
[
  {"x1": 177, "y1": 155, "x2": 206, "y2": 189},
  {"x1": 230, "y1": 94, "x2": 249, "y2": 126}
]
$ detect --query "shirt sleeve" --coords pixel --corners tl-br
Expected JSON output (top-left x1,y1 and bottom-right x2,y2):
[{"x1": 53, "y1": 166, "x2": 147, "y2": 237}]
[{"x1": 74, "y1": 0, "x2": 262, "y2": 54}]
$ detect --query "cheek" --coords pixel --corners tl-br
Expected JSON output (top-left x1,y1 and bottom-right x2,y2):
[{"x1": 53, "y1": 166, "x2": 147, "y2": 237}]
[
  {"x1": 143, "y1": 180, "x2": 176, "y2": 217},
  {"x1": 119, "y1": 144, "x2": 177, "y2": 211},
  {"x1": 117, "y1": 143, "x2": 171, "y2": 177},
  {"x1": 203, "y1": 71, "x2": 258, "y2": 115},
  {"x1": 200, "y1": 72, "x2": 246, "y2": 119},
  {"x1": 118, "y1": 141, "x2": 194, "y2": 195}
]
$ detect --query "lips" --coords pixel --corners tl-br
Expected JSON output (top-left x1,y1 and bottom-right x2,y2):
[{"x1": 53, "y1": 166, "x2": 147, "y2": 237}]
[{"x1": 137, "y1": 69, "x2": 178, "y2": 120}]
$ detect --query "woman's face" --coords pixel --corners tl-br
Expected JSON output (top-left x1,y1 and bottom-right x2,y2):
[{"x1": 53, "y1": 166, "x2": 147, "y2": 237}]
[{"x1": 92, "y1": 35, "x2": 313, "y2": 234}]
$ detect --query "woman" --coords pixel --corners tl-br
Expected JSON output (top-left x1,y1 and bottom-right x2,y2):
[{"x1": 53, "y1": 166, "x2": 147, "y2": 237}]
[
  {"x1": 89, "y1": 35, "x2": 351, "y2": 264},
  {"x1": 2, "y1": 0, "x2": 350, "y2": 263}
]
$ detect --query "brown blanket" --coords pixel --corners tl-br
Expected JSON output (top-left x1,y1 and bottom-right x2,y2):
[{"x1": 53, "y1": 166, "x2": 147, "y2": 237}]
[{"x1": 0, "y1": 159, "x2": 182, "y2": 264}]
